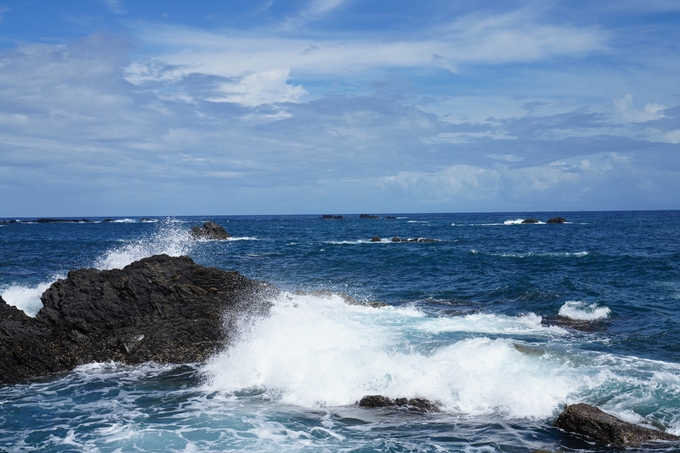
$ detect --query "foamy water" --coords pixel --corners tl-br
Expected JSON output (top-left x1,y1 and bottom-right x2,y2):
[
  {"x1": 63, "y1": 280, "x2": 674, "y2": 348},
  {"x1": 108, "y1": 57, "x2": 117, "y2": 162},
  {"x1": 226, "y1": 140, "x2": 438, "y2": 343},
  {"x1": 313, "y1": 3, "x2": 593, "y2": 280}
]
[
  {"x1": 1, "y1": 280, "x2": 58, "y2": 316},
  {"x1": 204, "y1": 293, "x2": 579, "y2": 418},
  {"x1": 559, "y1": 301, "x2": 611, "y2": 321},
  {"x1": 94, "y1": 221, "x2": 195, "y2": 270}
]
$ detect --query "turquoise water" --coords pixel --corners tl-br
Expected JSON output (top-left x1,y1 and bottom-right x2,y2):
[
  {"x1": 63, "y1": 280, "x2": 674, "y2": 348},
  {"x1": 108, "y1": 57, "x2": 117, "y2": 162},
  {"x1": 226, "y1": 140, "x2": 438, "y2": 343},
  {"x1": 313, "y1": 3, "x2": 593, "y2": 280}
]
[{"x1": 1, "y1": 211, "x2": 680, "y2": 452}]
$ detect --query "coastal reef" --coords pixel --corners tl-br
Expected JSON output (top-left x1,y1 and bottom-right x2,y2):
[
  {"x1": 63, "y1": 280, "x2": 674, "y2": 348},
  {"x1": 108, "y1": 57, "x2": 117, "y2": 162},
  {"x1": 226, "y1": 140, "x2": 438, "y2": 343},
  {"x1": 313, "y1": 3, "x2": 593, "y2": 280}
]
[
  {"x1": 190, "y1": 221, "x2": 231, "y2": 240},
  {"x1": 553, "y1": 403, "x2": 678, "y2": 446},
  {"x1": 0, "y1": 254, "x2": 277, "y2": 385}
]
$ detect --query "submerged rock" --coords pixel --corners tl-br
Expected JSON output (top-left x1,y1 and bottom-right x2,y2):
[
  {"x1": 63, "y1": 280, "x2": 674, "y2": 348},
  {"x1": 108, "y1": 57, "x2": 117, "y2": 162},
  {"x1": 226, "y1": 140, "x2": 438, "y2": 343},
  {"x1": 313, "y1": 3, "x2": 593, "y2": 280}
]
[
  {"x1": 0, "y1": 254, "x2": 277, "y2": 385},
  {"x1": 190, "y1": 221, "x2": 231, "y2": 240},
  {"x1": 553, "y1": 403, "x2": 679, "y2": 447},
  {"x1": 358, "y1": 395, "x2": 439, "y2": 412},
  {"x1": 320, "y1": 215, "x2": 344, "y2": 220}
]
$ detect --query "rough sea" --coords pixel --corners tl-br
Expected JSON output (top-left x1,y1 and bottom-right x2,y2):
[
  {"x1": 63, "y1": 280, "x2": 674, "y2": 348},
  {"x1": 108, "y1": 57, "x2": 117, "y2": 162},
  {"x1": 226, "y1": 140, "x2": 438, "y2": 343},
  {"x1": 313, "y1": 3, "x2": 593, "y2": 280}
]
[{"x1": 1, "y1": 211, "x2": 680, "y2": 452}]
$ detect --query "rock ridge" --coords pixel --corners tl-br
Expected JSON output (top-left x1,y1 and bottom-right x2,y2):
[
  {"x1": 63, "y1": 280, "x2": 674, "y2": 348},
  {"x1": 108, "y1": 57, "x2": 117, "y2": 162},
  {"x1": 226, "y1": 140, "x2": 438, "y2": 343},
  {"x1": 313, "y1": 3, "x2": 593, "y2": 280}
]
[{"x1": 0, "y1": 254, "x2": 277, "y2": 385}]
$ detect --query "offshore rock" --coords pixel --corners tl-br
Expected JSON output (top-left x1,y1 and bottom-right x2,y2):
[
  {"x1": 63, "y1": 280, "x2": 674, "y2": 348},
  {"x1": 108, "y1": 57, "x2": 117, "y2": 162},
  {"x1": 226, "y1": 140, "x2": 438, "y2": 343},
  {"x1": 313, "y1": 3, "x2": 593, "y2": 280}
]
[
  {"x1": 360, "y1": 214, "x2": 380, "y2": 219},
  {"x1": 547, "y1": 217, "x2": 567, "y2": 224},
  {"x1": 190, "y1": 221, "x2": 231, "y2": 240},
  {"x1": 0, "y1": 254, "x2": 277, "y2": 385},
  {"x1": 371, "y1": 236, "x2": 382, "y2": 242},
  {"x1": 358, "y1": 395, "x2": 439, "y2": 412},
  {"x1": 553, "y1": 403, "x2": 679, "y2": 447},
  {"x1": 522, "y1": 218, "x2": 539, "y2": 224}
]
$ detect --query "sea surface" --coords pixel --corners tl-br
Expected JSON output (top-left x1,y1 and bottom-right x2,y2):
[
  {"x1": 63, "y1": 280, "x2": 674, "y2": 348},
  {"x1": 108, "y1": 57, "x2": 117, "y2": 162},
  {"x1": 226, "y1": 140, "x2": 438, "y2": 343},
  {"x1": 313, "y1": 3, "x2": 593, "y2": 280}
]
[{"x1": 1, "y1": 211, "x2": 680, "y2": 452}]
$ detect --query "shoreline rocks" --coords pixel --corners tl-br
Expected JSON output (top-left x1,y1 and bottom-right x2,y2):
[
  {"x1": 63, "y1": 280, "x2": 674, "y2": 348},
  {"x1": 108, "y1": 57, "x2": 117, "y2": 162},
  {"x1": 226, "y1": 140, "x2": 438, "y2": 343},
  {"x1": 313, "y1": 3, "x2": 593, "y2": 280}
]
[
  {"x1": 553, "y1": 403, "x2": 679, "y2": 447},
  {"x1": 190, "y1": 221, "x2": 231, "y2": 240},
  {"x1": 0, "y1": 254, "x2": 277, "y2": 386},
  {"x1": 358, "y1": 395, "x2": 439, "y2": 412}
]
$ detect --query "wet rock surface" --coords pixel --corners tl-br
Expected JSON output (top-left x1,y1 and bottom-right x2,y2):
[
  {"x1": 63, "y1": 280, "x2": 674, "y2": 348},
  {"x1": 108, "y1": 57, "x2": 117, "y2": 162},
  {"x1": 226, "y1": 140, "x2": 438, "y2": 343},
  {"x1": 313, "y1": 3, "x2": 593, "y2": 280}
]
[
  {"x1": 358, "y1": 395, "x2": 440, "y2": 412},
  {"x1": 190, "y1": 221, "x2": 231, "y2": 240},
  {"x1": 553, "y1": 403, "x2": 679, "y2": 447},
  {"x1": 0, "y1": 254, "x2": 277, "y2": 385}
]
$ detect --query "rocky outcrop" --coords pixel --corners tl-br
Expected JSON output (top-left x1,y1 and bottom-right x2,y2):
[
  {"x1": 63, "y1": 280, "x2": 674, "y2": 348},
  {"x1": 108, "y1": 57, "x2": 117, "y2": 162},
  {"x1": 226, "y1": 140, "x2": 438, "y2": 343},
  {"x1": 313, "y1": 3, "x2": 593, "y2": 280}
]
[
  {"x1": 360, "y1": 214, "x2": 380, "y2": 219},
  {"x1": 358, "y1": 395, "x2": 439, "y2": 412},
  {"x1": 320, "y1": 215, "x2": 345, "y2": 220},
  {"x1": 553, "y1": 403, "x2": 679, "y2": 447},
  {"x1": 371, "y1": 236, "x2": 382, "y2": 242},
  {"x1": 522, "y1": 218, "x2": 539, "y2": 224},
  {"x1": 0, "y1": 254, "x2": 277, "y2": 385},
  {"x1": 547, "y1": 217, "x2": 567, "y2": 224},
  {"x1": 190, "y1": 221, "x2": 231, "y2": 240}
]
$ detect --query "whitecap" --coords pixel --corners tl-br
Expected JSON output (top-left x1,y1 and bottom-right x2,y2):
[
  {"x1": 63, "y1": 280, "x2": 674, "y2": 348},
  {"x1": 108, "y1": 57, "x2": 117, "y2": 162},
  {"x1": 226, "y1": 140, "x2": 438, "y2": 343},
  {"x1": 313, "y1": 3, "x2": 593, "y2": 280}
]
[
  {"x1": 0, "y1": 279, "x2": 62, "y2": 316},
  {"x1": 202, "y1": 292, "x2": 576, "y2": 418},
  {"x1": 94, "y1": 221, "x2": 194, "y2": 270},
  {"x1": 558, "y1": 301, "x2": 610, "y2": 321}
]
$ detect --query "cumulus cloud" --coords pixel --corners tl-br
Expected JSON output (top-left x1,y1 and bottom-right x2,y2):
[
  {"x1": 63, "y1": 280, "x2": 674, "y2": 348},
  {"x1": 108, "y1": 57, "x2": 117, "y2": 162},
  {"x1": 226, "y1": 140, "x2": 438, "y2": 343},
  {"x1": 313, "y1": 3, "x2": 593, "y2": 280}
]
[{"x1": 614, "y1": 94, "x2": 666, "y2": 123}]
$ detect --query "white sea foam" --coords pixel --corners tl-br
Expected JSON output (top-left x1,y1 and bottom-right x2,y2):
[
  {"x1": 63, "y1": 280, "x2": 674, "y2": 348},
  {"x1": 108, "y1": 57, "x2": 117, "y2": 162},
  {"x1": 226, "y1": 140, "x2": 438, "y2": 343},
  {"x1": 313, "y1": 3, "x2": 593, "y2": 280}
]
[
  {"x1": 559, "y1": 301, "x2": 611, "y2": 321},
  {"x1": 112, "y1": 218, "x2": 136, "y2": 223},
  {"x1": 418, "y1": 313, "x2": 566, "y2": 336},
  {"x1": 94, "y1": 222, "x2": 194, "y2": 270},
  {"x1": 0, "y1": 280, "x2": 58, "y2": 316},
  {"x1": 203, "y1": 293, "x2": 577, "y2": 418}
]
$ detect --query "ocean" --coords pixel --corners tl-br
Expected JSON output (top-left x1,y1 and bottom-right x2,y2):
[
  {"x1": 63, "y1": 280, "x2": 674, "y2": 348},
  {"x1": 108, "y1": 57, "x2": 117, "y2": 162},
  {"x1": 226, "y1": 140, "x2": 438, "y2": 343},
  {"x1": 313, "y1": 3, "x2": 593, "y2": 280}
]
[{"x1": 1, "y1": 211, "x2": 680, "y2": 452}]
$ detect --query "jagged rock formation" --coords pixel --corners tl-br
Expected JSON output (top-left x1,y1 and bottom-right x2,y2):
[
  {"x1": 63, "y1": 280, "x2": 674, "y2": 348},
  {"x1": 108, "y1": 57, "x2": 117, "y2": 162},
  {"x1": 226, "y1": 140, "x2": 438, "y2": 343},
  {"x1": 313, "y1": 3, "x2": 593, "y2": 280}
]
[
  {"x1": 190, "y1": 221, "x2": 231, "y2": 240},
  {"x1": 0, "y1": 254, "x2": 277, "y2": 385},
  {"x1": 358, "y1": 395, "x2": 439, "y2": 412},
  {"x1": 553, "y1": 403, "x2": 679, "y2": 447}
]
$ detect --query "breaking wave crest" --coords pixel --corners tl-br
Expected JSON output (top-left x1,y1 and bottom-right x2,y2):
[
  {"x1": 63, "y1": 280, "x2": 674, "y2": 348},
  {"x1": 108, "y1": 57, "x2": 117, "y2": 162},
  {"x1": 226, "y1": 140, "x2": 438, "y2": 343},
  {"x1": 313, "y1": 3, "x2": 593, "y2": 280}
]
[
  {"x1": 559, "y1": 301, "x2": 611, "y2": 321},
  {"x1": 94, "y1": 221, "x2": 195, "y2": 270}
]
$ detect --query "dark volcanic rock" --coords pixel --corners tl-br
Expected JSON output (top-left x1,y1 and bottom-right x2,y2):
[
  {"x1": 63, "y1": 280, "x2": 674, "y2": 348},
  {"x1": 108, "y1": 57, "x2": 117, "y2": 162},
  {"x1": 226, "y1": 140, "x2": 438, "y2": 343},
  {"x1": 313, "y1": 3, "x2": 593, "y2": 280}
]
[
  {"x1": 360, "y1": 214, "x2": 380, "y2": 219},
  {"x1": 553, "y1": 403, "x2": 679, "y2": 447},
  {"x1": 358, "y1": 395, "x2": 439, "y2": 412},
  {"x1": 547, "y1": 217, "x2": 567, "y2": 224},
  {"x1": 320, "y1": 215, "x2": 344, "y2": 220},
  {"x1": 371, "y1": 236, "x2": 382, "y2": 242},
  {"x1": 0, "y1": 254, "x2": 277, "y2": 385},
  {"x1": 392, "y1": 237, "x2": 401, "y2": 242},
  {"x1": 190, "y1": 221, "x2": 231, "y2": 240},
  {"x1": 522, "y1": 218, "x2": 539, "y2": 224}
]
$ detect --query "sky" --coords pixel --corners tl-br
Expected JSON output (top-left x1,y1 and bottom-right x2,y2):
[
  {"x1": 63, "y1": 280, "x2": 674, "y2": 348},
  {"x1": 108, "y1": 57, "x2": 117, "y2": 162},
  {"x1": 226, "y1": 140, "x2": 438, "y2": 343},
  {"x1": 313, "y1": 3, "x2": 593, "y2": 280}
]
[{"x1": 0, "y1": 0, "x2": 679, "y2": 216}]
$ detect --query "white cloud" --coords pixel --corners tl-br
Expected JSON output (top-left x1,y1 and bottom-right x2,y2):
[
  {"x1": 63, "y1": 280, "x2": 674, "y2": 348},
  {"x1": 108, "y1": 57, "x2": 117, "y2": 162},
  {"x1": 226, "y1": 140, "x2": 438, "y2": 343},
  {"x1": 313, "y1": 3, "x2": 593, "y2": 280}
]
[
  {"x1": 614, "y1": 94, "x2": 666, "y2": 123},
  {"x1": 123, "y1": 11, "x2": 607, "y2": 107},
  {"x1": 647, "y1": 128, "x2": 680, "y2": 144},
  {"x1": 211, "y1": 69, "x2": 307, "y2": 106}
]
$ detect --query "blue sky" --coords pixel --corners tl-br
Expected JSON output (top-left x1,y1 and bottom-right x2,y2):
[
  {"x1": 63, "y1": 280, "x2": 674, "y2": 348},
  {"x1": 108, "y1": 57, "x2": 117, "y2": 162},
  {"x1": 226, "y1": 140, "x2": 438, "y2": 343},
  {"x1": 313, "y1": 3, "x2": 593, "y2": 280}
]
[{"x1": 0, "y1": 0, "x2": 678, "y2": 216}]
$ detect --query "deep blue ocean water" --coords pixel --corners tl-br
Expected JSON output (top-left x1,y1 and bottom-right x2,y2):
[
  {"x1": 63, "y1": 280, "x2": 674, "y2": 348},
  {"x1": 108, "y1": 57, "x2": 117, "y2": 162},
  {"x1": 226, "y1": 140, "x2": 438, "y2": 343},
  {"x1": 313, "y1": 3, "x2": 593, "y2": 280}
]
[{"x1": 1, "y1": 211, "x2": 680, "y2": 452}]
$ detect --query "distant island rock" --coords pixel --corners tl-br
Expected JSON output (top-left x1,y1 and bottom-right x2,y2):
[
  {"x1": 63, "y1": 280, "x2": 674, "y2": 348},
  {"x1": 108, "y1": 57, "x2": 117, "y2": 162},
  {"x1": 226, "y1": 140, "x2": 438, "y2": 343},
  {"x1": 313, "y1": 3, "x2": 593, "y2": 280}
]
[
  {"x1": 360, "y1": 214, "x2": 380, "y2": 219},
  {"x1": 190, "y1": 221, "x2": 231, "y2": 240},
  {"x1": 521, "y1": 218, "x2": 539, "y2": 224},
  {"x1": 0, "y1": 254, "x2": 277, "y2": 386},
  {"x1": 553, "y1": 403, "x2": 679, "y2": 447},
  {"x1": 547, "y1": 217, "x2": 567, "y2": 224}
]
